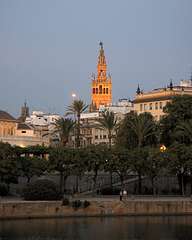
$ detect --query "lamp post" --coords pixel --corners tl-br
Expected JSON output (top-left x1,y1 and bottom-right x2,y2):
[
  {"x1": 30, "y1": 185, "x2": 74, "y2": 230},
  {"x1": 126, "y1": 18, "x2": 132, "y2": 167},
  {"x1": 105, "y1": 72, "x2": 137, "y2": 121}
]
[
  {"x1": 181, "y1": 166, "x2": 184, "y2": 196},
  {"x1": 160, "y1": 145, "x2": 166, "y2": 152}
]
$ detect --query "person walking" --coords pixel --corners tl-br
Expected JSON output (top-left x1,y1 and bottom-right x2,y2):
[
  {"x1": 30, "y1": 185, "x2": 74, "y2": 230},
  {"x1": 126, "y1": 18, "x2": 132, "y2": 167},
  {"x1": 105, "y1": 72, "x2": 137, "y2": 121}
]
[{"x1": 123, "y1": 189, "x2": 127, "y2": 199}]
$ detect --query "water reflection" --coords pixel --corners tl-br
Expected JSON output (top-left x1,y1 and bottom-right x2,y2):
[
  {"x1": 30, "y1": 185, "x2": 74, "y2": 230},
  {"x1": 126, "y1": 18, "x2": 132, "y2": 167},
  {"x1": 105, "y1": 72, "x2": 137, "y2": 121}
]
[{"x1": 0, "y1": 216, "x2": 192, "y2": 240}]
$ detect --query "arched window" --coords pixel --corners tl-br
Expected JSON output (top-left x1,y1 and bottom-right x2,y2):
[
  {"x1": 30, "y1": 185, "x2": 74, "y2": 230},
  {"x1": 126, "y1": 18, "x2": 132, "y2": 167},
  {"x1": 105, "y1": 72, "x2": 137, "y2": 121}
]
[
  {"x1": 106, "y1": 88, "x2": 108, "y2": 94},
  {"x1": 99, "y1": 85, "x2": 102, "y2": 94},
  {"x1": 103, "y1": 88, "x2": 105, "y2": 94}
]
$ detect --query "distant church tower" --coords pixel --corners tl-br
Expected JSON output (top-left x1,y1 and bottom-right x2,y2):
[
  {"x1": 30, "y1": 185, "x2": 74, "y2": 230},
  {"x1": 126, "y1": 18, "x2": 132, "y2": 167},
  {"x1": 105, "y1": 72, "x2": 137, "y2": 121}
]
[
  {"x1": 18, "y1": 101, "x2": 29, "y2": 122},
  {"x1": 91, "y1": 42, "x2": 112, "y2": 110}
]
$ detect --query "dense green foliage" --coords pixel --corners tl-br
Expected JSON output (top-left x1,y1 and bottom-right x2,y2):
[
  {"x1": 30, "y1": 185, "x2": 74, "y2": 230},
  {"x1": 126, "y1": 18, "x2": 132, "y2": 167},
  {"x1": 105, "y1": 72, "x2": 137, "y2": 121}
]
[
  {"x1": 1, "y1": 96, "x2": 192, "y2": 197},
  {"x1": 116, "y1": 112, "x2": 158, "y2": 148},
  {"x1": 18, "y1": 156, "x2": 48, "y2": 183},
  {"x1": 0, "y1": 142, "x2": 18, "y2": 185},
  {"x1": 0, "y1": 182, "x2": 9, "y2": 196},
  {"x1": 49, "y1": 147, "x2": 76, "y2": 193},
  {"x1": 160, "y1": 95, "x2": 192, "y2": 146},
  {"x1": 23, "y1": 179, "x2": 61, "y2": 200},
  {"x1": 54, "y1": 118, "x2": 75, "y2": 146}
]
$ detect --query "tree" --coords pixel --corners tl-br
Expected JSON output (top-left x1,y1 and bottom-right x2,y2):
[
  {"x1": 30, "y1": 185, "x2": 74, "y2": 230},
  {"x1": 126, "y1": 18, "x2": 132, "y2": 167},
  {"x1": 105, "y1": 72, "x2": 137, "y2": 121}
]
[
  {"x1": 14, "y1": 145, "x2": 49, "y2": 158},
  {"x1": 66, "y1": 99, "x2": 88, "y2": 148},
  {"x1": 54, "y1": 118, "x2": 75, "y2": 146},
  {"x1": 17, "y1": 156, "x2": 48, "y2": 183},
  {"x1": 49, "y1": 147, "x2": 75, "y2": 194},
  {"x1": 160, "y1": 95, "x2": 192, "y2": 146},
  {"x1": 72, "y1": 148, "x2": 88, "y2": 192},
  {"x1": 0, "y1": 142, "x2": 18, "y2": 186},
  {"x1": 97, "y1": 110, "x2": 117, "y2": 147},
  {"x1": 85, "y1": 145, "x2": 108, "y2": 190},
  {"x1": 167, "y1": 144, "x2": 192, "y2": 196},
  {"x1": 175, "y1": 119, "x2": 192, "y2": 144},
  {"x1": 129, "y1": 148, "x2": 148, "y2": 194},
  {"x1": 144, "y1": 148, "x2": 168, "y2": 195},
  {"x1": 111, "y1": 147, "x2": 132, "y2": 189},
  {"x1": 116, "y1": 112, "x2": 158, "y2": 149}
]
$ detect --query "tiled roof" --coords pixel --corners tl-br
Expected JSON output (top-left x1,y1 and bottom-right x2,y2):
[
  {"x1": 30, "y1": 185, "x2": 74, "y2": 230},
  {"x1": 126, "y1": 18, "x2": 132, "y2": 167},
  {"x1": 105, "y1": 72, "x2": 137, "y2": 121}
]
[
  {"x1": 0, "y1": 110, "x2": 16, "y2": 121},
  {"x1": 17, "y1": 123, "x2": 32, "y2": 130}
]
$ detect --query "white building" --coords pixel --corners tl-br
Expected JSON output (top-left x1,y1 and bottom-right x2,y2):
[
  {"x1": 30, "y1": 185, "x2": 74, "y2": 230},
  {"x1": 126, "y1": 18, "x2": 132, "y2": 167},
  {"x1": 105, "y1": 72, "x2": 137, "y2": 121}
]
[
  {"x1": 26, "y1": 111, "x2": 61, "y2": 130},
  {"x1": 78, "y1": 98, "x2": 133, "y2": 146},
  {"x1": 99, "y1": 99, "x2": 133, "y2": 120}
]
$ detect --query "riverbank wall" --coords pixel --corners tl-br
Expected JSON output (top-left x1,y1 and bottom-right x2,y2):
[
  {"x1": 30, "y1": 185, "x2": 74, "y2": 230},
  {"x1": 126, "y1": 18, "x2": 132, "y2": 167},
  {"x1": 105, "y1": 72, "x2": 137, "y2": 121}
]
[{"x1": 1, "y1": 198, "x2": 192, "y2": 219}]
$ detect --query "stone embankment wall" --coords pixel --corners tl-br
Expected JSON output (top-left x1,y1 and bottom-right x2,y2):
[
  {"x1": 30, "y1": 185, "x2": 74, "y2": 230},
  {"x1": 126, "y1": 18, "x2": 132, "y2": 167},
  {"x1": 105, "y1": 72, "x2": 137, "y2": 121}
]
[{"x1": 1, "y1": 199, "x2": 192, "y2": 219}]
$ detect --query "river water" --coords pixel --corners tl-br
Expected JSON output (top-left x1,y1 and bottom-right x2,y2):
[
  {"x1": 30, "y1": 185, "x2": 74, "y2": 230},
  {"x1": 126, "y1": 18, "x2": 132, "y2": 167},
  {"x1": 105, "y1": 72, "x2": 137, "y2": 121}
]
[{"x1": 0, "y1": 216, "x2": 192, "y2": 240}]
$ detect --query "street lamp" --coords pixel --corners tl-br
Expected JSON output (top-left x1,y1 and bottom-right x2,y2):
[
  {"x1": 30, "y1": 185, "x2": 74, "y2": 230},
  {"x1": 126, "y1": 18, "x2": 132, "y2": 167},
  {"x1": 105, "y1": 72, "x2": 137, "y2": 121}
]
[{"x1": 160, "y1": 145, "x2": 166, "y2": 152}]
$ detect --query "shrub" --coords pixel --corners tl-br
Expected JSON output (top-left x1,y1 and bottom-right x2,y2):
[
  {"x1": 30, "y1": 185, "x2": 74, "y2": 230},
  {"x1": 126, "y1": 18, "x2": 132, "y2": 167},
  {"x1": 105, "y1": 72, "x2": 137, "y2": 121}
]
[
  {"x1": 72, "y1": 200, "x2": 82, "y2": 209},
  {"x1": 83, "y1": 200, "x2": 90, "y2": 208},
  {"x1": 23, "y1": 179, "x2": 62, "y2": 201},
  {"x1": 62, "y1": 198, "x2": 70, "y2": 206},
  {"x1": 0, "y1": 183, "x2": 9, "y2": 196}
]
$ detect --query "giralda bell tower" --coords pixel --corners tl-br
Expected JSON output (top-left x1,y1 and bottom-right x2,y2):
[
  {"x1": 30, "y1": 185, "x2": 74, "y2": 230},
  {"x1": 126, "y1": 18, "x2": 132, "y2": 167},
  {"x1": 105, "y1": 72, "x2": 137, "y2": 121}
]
[{"x1": 91, "y1": 42, "x2": 112, "y2": 110}]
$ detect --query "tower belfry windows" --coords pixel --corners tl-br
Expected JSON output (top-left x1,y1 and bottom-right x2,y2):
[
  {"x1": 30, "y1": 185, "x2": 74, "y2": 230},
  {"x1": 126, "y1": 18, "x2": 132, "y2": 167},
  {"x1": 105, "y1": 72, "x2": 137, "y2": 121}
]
[{"x1": 91, "y1": 42, "x2": 112, "y2": 109}]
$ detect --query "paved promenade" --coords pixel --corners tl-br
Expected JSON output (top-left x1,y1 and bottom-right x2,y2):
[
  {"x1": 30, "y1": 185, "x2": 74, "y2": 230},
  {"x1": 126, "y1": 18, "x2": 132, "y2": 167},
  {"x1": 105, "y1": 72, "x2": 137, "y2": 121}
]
[
  {"x1": 73, "y1": 195, "x2": 192, "y2": 202},
  {"x1": 1, "y1": 195, "x2": 192, "y2": 203}
]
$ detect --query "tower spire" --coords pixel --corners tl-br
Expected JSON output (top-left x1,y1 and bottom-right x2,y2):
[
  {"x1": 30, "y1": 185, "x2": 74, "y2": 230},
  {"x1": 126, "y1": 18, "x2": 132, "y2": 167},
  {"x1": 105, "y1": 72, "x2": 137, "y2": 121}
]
[
  {"x1": 136, "y1": 84, "x2": 141, "y2": 95},
  {"x1": 98, "y1": 41, "x2": 106, "y2": 65}
]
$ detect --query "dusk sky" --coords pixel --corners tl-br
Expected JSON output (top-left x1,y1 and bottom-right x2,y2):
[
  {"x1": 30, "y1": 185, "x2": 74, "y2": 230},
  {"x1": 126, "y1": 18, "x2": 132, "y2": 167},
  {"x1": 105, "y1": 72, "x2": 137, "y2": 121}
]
[{"x1": 0, "y1": 0, "x2": 192, "y2": 117}]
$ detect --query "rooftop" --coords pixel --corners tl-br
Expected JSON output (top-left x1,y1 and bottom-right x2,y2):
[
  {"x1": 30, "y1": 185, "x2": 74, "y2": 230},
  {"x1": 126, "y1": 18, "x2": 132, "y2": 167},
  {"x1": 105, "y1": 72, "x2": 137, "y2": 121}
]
[{"x1": 0, "y1": 110, "x2": 16, "y2": 121}]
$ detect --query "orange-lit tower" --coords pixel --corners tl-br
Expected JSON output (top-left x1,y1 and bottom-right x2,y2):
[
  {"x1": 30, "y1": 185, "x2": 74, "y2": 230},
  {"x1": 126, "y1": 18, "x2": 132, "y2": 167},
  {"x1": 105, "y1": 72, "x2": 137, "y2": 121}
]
[{"x1": 91, "y1": 42, "x2": 112, "y2": 109}]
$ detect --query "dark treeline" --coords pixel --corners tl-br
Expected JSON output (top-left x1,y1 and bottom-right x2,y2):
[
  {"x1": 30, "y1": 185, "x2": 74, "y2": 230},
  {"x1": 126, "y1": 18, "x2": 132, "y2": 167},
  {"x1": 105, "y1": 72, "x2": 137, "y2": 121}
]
[{"x1": 1, "y1": 96, "x2": 192, "y2": 196}]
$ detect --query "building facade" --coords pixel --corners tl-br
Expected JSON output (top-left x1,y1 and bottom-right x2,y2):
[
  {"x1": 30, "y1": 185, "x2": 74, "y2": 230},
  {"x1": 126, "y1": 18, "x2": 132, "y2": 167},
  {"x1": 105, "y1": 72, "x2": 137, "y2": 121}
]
[
  {"x1": 91, "y1": 42, "x2": 112, "y2": 110},
  {"x1": 0, "y1": 110, "x2": 49, "y2": 147},
  {"x1": 78, "y1": 99, "x2": 133, "y2": 147},
  {"x1": 133, "y1": 80, "x2": 192, "y2": 121}
]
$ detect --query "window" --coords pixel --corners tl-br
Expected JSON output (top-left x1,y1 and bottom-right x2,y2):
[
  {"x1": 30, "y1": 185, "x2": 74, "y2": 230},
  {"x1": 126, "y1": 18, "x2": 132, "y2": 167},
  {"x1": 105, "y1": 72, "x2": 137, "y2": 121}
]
[
  {"x1": 103, "y1": 88, "x2": 105, "y2": 94},
  {"x1": 99, "y1": 85, "x2": 102, "y2": 94},
  {"x1": 144, "y1": 104, "x2": 147, "y2": 110},
  {"x1": 155, "y1": 102, "x2": 158, "y2": 110},
  {"x1": 22, "y1": 131, "x2": 26, "y2": 133},
  {"x1": 100, "y1": 135, "x2": 102, "y2": 139},
  {"x1": 106, "y1": 88, "x2": 108, "y2": 94},
  {"x1": 140, "y1": 104, "x2": 143, "y2": 111},
  {"x1": 92, "y1": 88, "x2": 95, "y2": 94},
  {"x1": 103, "y1": 135, "x2": 106, "y2": 139},
  {"x1": 149, "y1": 103, "x2": 153, "y2": 110},
  {"x1": 95, "y1": 135, "x2": 98, "y2": 139},
  {"x1": 96, "y1": 88, "x2": 98, "y2": 94},
  {"x1": 159, "y1": 102, "x2": 163, "y2": 109}
]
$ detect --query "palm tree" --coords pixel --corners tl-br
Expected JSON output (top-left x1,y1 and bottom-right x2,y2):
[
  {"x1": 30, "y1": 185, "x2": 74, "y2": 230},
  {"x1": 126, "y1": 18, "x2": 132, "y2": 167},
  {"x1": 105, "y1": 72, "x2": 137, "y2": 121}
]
[
  {"x1": 126, "y1": 112, "x2": 157, "y2": 148},
  {"x1": 176, "y1": 119, "x2": 192, "y2": 144},
  {"x1": 66, "y1": 100, "x2": 88, "y2": 148},
  {"x1": 97, "y1": 110, "x2": 117, "y2": 188},
  {"x1": 97, "y1": 110, "x2": 117, "y2": 148},
  {"x1": 124, "y1": 112, "x2": 158, "y2": 194},
  {"x1": 54, "y1": 118, "x2": 75, "y2": 147}
]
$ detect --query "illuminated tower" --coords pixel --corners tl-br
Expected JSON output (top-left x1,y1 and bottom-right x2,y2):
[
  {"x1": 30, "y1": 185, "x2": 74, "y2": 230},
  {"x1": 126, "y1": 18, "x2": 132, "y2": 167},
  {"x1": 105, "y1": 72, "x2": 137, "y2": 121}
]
[{"x1": 91, "y1": 42, "x2": 112, "y2": 109}]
